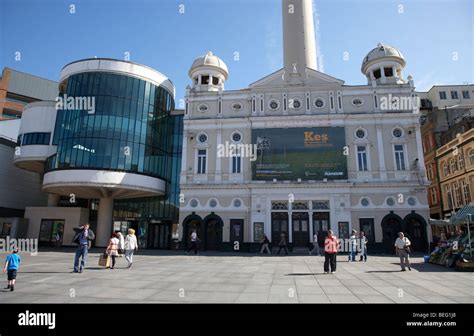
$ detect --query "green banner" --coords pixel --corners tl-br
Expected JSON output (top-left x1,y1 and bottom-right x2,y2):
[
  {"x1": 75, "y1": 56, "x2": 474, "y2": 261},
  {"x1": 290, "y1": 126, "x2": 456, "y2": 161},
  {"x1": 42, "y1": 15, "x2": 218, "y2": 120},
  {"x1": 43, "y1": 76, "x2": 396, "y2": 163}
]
[{"x1": 251, "y1": 127, "x2": 348, "y2": 181}]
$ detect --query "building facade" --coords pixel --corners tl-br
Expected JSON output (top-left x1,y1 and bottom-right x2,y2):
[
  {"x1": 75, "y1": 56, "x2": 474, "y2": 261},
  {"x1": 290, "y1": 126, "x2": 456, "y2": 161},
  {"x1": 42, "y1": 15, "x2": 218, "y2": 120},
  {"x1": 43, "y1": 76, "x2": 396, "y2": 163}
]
[
  {"x1": 178, "y1": 0, "x2": 430, "y2": 254},
  {"x1": 436, "y1": 128, "x2": 473, "y2": 219},
  {"x1": 14, "y1": 59, "x2": 183, "y2": 248},
  {"x1": 419, "y1": 85, "x2": 474, "y2": 221},
  {"x1": 0, "y1": 67, "x2": 58, "y2": 121}
]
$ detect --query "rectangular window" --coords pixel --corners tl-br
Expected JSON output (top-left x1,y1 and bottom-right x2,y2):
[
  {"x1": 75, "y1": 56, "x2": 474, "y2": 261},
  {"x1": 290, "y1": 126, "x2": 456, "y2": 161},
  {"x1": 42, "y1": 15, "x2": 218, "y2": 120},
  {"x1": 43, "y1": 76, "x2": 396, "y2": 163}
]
[
  {"x1": 446, "y1": 185, "x2": 453, "y2": 210},
  {"x1": 254, "y1": 222, "x2": 264, "y2": 243},
  {"x1": 394, "y1": 144, "x2": 406, "y2": 171},
  {"x1": 439, "y1": 91, "x2": 447, "y2": 100},
  {"x1": 232, "y1": 149, "x2": 241, "y2": 174},
  {"x1": 430, "y1": 187, "x2": 438, "y2": 205},
  {"x1": 197, "y1": 149, "x2": 207, "y2": 174},
  {"x1": 462, "y1": 90, "x2": 470, "y2": 99},
  {"x1": 384, "y1": 67, "x2": 393, "y2": 77},
  {"x1": 359, "y1": 218, "x2": 375, "y2": 243},
  {"x1": 427, "y1": 163, "x2": 433, "y2": 180},
  {"x1": 357, "y1": 145, "x2": 368, "y2": 171},
  {"x1": 451, "y1": 91, "x2": 459, "y2": 99},
  {"x1": 373, "y1": 69, "x2": 381, "y2": 79},
  {"x1": 462, "y1": 180, "x2": 471, "y2": 204},
  {"x1": 453, "y1": 182, "x2": 463, "y2": 207}
]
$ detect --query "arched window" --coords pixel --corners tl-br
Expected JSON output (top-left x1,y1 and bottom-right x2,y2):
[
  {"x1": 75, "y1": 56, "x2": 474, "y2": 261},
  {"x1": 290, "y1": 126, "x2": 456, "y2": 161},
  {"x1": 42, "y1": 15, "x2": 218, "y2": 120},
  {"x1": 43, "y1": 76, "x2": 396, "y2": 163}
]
[
  {"x1": 469, "y1": 149, "x2": 474, "y2": 165},
  {"x1": 443, "y1": 162, "x2": 449, "y2": 176},
  {"x1": 450, "y1": 158, "x2": 457, "y2": 173}
]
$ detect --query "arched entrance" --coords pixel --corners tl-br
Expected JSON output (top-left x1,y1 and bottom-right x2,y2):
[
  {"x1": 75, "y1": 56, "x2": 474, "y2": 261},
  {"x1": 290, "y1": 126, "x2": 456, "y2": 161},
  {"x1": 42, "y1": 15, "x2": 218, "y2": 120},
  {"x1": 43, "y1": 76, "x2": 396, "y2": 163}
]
[
  {"x1": 203, "y1": 214, "x2": 223, "y2": 251},
  {"x1": 182, "y1": 214, "x2": 203, "y2": 250},
  {"x1": 381, "y1": 212, "x2": 403, "y2": 254},
  {"x1": 404, "y1": 212, "x2": 428, "y2": 253}
]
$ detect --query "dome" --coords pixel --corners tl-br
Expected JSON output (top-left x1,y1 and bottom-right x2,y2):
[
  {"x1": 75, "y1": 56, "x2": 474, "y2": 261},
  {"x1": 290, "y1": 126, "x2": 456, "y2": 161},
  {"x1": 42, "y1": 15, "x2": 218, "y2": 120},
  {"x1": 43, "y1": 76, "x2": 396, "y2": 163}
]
[
  {"x1": 188, "y1": 51, "x2": 229, "y2": 79},
  {"x1": 361, "y1": 43, "x2": 405, "y2": 73}
]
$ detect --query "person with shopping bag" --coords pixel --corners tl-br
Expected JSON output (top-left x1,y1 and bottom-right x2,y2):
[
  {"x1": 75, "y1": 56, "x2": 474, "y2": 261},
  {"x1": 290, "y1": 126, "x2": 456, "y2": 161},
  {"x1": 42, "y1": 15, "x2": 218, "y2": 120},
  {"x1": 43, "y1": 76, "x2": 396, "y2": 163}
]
[{"x1": 106, "y1": 232, "x2": 120, "y2": 269}]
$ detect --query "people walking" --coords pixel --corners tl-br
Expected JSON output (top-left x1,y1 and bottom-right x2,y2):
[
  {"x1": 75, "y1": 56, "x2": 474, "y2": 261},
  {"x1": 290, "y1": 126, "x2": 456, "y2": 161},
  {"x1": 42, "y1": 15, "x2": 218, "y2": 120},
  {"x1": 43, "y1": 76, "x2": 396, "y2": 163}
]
[
  {"x1": 359, "y1": 231, "x2": 368, "y2": 262},
  {"x1": 259, "y1": 235, "x2": 271, "y2": 254},
  {"x1": 186, "y1": 229, "x2": 199, "y2": 255},
  {"x1": 349, "y1": 230, "x2": 357, "y2": 262},
  {"x1": 55, "y1": 227, "x2": 63, "y2": 248},
  {"x1": 116, "y1": 231, "x2": 125, "y2": 256},
  {"x1": 395, "y1": 232, "x2": 412, "y2": 271},
  {"x1": 72, "y1": 224, "x2": 95, "y2": 273},
  {"x1": 277, "y1": 233, "x2": 289, "y2": 255},
  {"x1": 124, "y1": 229, "x2": 138, "y2": 268},
  {"x1": 324, "y1": 230, "x2": 339, "y2": 274},
  {"x1": 309, "y1": 233, "x2": 320, "y2": 255},
  {"x1": 106, "y1": 233, "x2": 120, "y2": 269},
  {"x1": 3, "y1": 249, "x2": 20, "y2": 291}
]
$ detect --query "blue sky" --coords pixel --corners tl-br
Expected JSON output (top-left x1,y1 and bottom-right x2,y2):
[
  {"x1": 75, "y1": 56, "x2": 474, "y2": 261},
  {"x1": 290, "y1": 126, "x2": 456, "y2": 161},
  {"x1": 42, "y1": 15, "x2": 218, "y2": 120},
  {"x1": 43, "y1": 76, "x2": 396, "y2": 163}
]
[{"x1": 1, "y1": 0, "x2": 472, "y2": 106}]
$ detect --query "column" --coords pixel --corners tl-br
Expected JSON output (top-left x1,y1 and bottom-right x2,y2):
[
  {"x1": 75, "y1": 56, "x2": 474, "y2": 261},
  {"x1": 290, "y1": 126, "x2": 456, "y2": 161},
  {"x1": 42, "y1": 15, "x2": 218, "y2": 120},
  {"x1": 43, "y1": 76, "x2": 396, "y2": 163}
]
[
  {"x1": 96, "y1": 197, "x2": 113, "y2": 247},
  {"x1": 380, "y1": 66, "x2": 385, "y2": 83},
  {"x1": 215, "y1": 128, "x2": 222, "y2": 183},
  {"x1": 376, "y1": 125, "x2": 387, "y2": 181},
  {"x1": 47, "y1": 194, "x2": 60, "y2": 207},
  {"x1": 180, "y1": 129, "x2": 188, "y2": 184},
  {"x1": 414, "y1": 124, "x2": 427, "y2": 182}
]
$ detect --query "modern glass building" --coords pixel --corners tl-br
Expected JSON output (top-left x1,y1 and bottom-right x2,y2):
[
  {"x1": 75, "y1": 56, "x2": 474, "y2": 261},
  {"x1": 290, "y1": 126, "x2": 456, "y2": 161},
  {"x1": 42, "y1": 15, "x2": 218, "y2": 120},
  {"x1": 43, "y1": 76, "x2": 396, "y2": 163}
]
[{"x1": 14, "y1": 58, "x2": 183, "y2": 248}]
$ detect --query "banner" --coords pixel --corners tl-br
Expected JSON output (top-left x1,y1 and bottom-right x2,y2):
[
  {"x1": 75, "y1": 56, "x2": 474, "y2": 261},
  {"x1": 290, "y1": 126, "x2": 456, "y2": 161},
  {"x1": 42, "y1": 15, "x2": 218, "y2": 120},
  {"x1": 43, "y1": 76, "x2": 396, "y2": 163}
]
[{"x1": 251, "y1": 127, "x2": 347, "y2": 181}]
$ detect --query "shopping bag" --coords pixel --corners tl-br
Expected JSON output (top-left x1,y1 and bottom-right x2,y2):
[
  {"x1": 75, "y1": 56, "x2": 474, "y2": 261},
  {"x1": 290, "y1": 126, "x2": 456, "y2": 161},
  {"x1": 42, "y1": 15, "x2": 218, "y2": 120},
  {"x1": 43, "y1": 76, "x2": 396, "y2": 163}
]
[{"x1": 98, "y1": 253, "x2": 110, "y2": 267}]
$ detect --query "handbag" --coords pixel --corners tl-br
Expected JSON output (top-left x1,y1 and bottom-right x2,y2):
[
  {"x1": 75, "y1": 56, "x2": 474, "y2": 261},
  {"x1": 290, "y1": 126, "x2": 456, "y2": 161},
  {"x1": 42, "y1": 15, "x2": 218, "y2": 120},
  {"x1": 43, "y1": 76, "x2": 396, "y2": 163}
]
[{"x1": 98, "y1": 253, "x2": 111, "y2": 267}]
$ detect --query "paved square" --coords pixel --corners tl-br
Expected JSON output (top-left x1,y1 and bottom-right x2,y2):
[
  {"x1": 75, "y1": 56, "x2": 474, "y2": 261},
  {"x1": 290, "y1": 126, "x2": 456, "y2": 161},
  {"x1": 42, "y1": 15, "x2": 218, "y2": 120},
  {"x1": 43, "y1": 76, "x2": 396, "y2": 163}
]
[{"x1": 1, "y1": 250, "x2": 473, "y2": 303}]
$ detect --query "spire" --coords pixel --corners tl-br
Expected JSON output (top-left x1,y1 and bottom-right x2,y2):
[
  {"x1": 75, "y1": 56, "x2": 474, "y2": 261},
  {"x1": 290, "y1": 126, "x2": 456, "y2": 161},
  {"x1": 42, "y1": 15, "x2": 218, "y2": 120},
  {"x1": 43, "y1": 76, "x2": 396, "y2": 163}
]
[{"x1": 282, "y1": 0, "x2": 317, "y2": 81}]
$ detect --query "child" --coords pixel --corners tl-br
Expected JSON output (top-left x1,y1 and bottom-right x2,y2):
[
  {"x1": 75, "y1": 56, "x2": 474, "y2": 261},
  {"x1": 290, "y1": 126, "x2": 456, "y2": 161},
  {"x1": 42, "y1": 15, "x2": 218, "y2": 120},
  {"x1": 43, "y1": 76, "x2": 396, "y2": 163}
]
[{"x1": 3, "y1": 249, "x2": 21, "y2": 291}]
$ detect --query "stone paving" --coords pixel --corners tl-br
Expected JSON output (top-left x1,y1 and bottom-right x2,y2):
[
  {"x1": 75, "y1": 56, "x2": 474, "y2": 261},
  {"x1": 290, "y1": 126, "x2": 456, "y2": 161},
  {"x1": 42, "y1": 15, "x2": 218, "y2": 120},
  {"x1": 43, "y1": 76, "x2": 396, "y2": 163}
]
[{"x1": 0, "y1": 250, "x2": 472, "y2": 303}]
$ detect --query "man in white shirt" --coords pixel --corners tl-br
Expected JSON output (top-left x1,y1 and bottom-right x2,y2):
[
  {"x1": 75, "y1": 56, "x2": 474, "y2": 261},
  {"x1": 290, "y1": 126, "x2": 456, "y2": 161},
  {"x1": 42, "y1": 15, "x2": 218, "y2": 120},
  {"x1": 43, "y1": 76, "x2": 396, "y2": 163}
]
[
  {"x1": 186, "y1": 229, "x2": 199, "y2": 255},
  {"x1": 309, "y1": 233, "x2": 320, "y2": 256},
  {"x1": 394, "y1": 232, "x2": 411, "y2": 271}
]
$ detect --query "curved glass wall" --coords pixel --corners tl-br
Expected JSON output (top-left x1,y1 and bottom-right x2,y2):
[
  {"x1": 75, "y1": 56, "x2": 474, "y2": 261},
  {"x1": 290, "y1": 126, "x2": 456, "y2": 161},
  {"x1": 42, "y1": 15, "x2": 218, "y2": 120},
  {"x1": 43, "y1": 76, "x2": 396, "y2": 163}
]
[
  {"x1": 21, "y1": 132, "x2": 51, "y2": 146},
  {"x1": 47, "y1": 71, "x2": 174, "y2": 180}
]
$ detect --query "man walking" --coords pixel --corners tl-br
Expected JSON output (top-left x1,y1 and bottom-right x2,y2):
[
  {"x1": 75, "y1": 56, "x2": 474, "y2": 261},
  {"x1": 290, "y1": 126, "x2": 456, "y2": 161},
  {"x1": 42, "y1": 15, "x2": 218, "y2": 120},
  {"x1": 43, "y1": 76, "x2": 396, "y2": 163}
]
[
  {"x1": 259, "y1": 235, "x2": 271, "y2": 254},
  {"x1": 72, "y1": 224, "x2": 95, "y2": 273},
  {"x1": 324, "y1": 230, "x2": 339, "y2": 274},
  {"x1": 349, "y1": 230, "x2": 358, "y2": 262},
  {"x1": 395, "y1": 232, "x2": 411, "y2": 271},
  {"x1": 186, "y1": 229, "x2": 199, "y2": 255},
  {"x1": 309, "y1": 233, "x2": 320, "y2": 255},
  {"x1": 277, "y1": 233, "x2": 289, "y2": 255}
]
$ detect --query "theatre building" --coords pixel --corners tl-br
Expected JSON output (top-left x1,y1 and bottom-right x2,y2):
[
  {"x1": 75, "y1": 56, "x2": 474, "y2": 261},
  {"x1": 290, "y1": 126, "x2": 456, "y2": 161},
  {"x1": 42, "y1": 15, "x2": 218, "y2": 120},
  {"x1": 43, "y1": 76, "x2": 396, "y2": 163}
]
[
  {"x1": 14, "y1": 58, "x2": 183, "y2": 248},
  {"x1": 178, "y1": 0, "x2": 430, "y2": 253}
]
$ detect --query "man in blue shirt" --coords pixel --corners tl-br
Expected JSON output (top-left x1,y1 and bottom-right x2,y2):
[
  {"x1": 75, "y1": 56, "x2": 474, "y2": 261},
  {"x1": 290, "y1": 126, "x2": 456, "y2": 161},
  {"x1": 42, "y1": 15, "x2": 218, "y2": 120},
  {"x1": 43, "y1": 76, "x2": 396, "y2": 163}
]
[
  {"x1": 3, "y1": 249, "x2": 21, "y2": 292},
  {"x1": 72, "y1": 224, "x2": 95, "y2": 273}
]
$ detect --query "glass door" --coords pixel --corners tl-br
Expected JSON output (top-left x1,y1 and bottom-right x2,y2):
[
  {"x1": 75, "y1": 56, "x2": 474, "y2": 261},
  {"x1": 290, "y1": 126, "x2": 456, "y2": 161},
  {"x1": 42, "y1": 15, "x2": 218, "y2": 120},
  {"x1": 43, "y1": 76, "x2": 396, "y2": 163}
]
[{"x1": 313, "y1": 212, "x2": 330, "y2": 247}]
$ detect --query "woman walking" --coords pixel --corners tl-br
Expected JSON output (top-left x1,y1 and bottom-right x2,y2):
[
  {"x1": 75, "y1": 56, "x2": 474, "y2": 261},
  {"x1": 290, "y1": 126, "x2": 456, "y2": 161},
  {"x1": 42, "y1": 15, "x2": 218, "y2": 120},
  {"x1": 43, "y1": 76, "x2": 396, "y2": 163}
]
[
  {"x1": 277, "y1": 233, "x2": 289, "y2": 255},
  {"x1": 124, "y1": 229, "x2": 138, "y2": 268},
  {"x1": 259, "y1": 235, "x2": 271, "y2": 254},
  {"x1": 106, "y1": 232, "x2": 120, "y2": 269},
  {"x1": 324, "y1": 230, "x2": 339, "y2": 274}
]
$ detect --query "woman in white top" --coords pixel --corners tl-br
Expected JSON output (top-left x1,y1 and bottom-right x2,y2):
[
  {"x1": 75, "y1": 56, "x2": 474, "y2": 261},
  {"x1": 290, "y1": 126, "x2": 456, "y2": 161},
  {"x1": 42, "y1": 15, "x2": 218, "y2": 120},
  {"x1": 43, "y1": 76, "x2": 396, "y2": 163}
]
[
  {"x1": 124, "y1": 228, "x2": 138, "y2": 268},
  {"x1": 116, "y1": 231, "x2": 125, "y2": 256},
  {"x1": 106, "y1": 233, "x2": 120, "y2": 269}
]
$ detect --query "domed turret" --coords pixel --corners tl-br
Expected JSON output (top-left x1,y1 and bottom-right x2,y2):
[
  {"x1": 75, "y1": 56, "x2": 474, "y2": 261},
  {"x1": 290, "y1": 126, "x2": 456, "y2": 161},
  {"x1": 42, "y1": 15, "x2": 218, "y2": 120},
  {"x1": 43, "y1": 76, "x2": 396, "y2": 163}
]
[
  {"x1": 189, "y1": 51, "x2": 228, "y2": 92},
  {"x1": 361, "y1": 43, "x2": 406, "y2": 85}
]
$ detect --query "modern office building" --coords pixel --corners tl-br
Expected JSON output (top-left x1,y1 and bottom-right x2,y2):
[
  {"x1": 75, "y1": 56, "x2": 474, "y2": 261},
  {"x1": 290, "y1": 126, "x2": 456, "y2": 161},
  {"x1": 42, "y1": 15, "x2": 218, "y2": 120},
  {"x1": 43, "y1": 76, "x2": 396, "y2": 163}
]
[
  {"x1": 0, "y1": 68, "x2": 57, "y2": 238},
  {"x1": 14, "y1": 59, "x2": 183, "y2": 248},
  {"x1": 0, "y1": 67, "x2": 58, "y2": 121},
  {"x1": 178, "y1": 0, "x2": 431, "y2": 253}
]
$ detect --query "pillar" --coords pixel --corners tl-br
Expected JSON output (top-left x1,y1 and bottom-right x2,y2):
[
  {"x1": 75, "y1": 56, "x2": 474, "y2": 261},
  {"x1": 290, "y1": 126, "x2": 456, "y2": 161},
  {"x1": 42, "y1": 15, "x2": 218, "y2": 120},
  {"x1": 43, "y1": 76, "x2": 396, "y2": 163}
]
[
  {"x1": 47, "y1": 194, "x2": 60, "y2": 207},
  {"x1": 96, "y1": 197, "x2": 113, "y2": 247}
]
